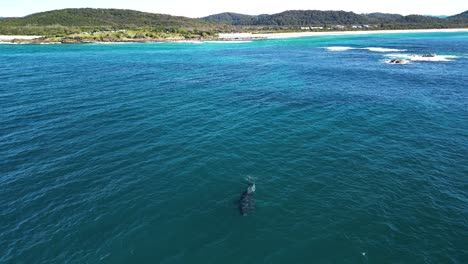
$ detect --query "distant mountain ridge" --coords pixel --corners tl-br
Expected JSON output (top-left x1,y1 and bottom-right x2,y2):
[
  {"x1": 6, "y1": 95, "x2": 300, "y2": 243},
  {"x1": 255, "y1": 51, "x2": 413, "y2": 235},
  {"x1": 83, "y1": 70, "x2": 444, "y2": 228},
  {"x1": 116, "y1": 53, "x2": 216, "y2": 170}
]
[
  {"x1": 201, "y1": 10, "x2": 468, "y2": 26},
  {"x1": 0, "y1": 8, "x2": 467, "y2": 37},
  {"x1": 1, "y1": 8, "x2": 467, "y2": 28},
  {"x1": 450, "y1": 10, "x2": 468, "y2": 19}
]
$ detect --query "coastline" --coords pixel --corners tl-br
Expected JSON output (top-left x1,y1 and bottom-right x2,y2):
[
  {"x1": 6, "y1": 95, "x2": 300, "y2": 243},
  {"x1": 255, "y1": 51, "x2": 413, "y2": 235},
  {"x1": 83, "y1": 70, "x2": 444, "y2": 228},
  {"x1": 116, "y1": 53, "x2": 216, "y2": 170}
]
[
  {"x1": 218, "y1": 28, "x2": 468, "y2": 40},
  {"x1": 0, "y1": 35, "x2": 42, "y2": 42},
  {"x1": 1, "y1": 28, "x2": 468, "y2": 44}
]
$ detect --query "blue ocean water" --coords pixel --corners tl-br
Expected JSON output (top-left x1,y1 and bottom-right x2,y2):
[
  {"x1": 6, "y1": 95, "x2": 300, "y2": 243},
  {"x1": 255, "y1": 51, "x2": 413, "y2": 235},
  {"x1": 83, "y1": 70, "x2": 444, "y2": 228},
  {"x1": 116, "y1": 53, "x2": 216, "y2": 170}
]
[{"x1": 1, "y1": 31, "x2": 467, "y2": 264}]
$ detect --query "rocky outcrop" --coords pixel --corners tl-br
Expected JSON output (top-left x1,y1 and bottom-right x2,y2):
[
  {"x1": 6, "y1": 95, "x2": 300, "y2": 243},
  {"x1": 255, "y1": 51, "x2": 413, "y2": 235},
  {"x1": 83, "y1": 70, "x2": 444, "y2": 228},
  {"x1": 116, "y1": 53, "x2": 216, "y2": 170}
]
[{"x1": 389, "y1": 58, "x2": 408, "y2": 64}]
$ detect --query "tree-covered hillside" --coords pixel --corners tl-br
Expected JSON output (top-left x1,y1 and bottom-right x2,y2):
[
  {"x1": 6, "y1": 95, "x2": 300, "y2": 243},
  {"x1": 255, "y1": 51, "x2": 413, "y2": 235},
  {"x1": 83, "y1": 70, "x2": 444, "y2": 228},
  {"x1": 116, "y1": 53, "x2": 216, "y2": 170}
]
[
  {"x1": 0, "y1": 8, "x2": 467, "y2": 41},
  {"x1": 257, "y1": 10, "x2": 367, "y2": 25},
  {"x1": 0, "y1": 8, "x2": 227, "y2": 36},
  {"x1": 202, "y1": 11, "x2": 369, "y2": 26},
  {"x1": 201, "y1": 12, "x2": 257, "y2": 25},
  {"x1": 449, "y1": 11, "x2": 468, "y2": 21},
  {"x1": 0, "y1": 8, "x2": 210, "y2": 28},
  {"x1": 201, "y1": 10, "x2": 468, "y2": 27},
  {"x1": 364, "y1": 13, "x2": 403, "y2": 21}
]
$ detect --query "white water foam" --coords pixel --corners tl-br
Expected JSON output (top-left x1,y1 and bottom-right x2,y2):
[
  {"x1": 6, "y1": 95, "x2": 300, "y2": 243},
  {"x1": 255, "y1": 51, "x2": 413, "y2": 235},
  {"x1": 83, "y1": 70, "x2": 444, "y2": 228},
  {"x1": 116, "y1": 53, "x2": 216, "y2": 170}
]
[
  {"x1": 325, "y1": 46, "x2": 406, "y2": 52},
  {"x1": 176, "y1": 41, "x2": 203, "y2": 44},
  {"x1": 204, "y1": 40, "x2": 252, "y2": 44},
  {"x1": 325, "y1": 46, "x2": 355, "y2": 51},
  {"x1": 409, "y1": 55, "x2": 457, "y2": 62},
  {"x1": 364, "y1": 47, "x2": 406, "y2": 52},
  {"x1": 87, "y1": 42, "x2": 137, "y2": 45},
  {"x1": 0, "y1": 42, "x2": 27, "y2": 45},
  {"x1": 385, "y1": 53, "x2": 458, "y2": 62}
]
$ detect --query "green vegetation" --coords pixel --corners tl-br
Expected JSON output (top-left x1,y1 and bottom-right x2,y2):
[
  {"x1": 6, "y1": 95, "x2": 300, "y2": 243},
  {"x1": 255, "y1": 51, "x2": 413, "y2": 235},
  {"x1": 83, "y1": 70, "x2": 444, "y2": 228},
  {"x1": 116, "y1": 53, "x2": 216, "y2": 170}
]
[
  {"x1": 449, "y1": 11, "x2": 468, "y2": 22},
  {"x1": 201, "y1": 10, "x2": 468, "y2": 28},
  {"x1": 1, "y1": 8, "x2": 210, "y2": 28},
  {"x1": 203, "y1": 11, "x2": 367, "y2": 26},
  {"x1": 0, "y1": 8, "x2": 467, "y2": 43},
  {"x1": 0, "y1": 8, "x2": 227, "y2": 40},
  {"x1": 201, "y1": 12, "x2": 258, "y2": 25}
]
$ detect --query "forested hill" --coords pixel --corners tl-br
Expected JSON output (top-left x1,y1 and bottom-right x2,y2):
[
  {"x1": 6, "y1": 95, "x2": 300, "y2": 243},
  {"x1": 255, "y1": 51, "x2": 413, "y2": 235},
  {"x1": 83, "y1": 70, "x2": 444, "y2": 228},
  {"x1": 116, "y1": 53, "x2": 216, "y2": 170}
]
[
  {"x1": 0, "y1": 8, "x2": 210, "y2": 28},
  {"x1": 2, "y1": 8, "x2": 467, "y2": 29},
  {"x1": 201, "y1": 10, "x2": 468, "y2": 26},
  {"x1": 0, "y1": 8, "x2": 467, "y2": 38},
  {"x1": 202, "y1": 11, "x2": 367, "y2": 25},
  {"x1": 199, "y1": 12, "x2": 258, "y2": 25},
  {"x1": 449, "y1": 11, "x2": 468, "y2": 20}
]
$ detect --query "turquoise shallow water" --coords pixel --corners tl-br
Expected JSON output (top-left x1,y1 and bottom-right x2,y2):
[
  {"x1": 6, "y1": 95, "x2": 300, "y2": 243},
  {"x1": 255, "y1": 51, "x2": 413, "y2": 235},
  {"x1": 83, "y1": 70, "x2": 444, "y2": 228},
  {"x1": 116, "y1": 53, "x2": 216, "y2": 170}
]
[{"x1": 1, "y1": 32, "x2": 467, "y2": 263}]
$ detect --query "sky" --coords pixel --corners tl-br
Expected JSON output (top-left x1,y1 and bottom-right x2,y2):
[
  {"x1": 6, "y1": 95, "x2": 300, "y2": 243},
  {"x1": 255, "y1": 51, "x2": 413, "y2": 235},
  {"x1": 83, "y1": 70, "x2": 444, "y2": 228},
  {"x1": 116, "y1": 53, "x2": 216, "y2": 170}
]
[{"x1": 1, "y1": 0, "x2": 467, "y2": 18}]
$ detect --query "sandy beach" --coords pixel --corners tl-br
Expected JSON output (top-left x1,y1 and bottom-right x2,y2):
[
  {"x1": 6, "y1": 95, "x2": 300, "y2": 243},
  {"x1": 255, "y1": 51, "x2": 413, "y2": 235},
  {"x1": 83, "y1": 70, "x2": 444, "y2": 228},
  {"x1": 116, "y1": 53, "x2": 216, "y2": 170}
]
[
  {"x1": 219, "y1": 28, "x2": 468, "y2": 40},
  {"x1": 0, "y1": 35, "x2": 42, "y2": 41},
  {"x1": 1, "y1": 29, "x2": 467, "y2": 44}
]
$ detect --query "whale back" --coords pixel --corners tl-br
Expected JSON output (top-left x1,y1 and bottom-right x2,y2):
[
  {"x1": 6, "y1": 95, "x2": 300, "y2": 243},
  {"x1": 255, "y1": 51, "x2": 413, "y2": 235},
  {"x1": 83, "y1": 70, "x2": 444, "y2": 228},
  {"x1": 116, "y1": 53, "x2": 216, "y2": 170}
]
[{"x1": 239, "y1": 183, "x2": 255, "y2": 216}]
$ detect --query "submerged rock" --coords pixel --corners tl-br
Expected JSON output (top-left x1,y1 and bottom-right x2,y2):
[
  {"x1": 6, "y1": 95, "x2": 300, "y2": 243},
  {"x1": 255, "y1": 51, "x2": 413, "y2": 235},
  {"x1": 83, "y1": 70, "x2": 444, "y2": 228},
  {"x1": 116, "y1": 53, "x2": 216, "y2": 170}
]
[
  {"x1": 60, "y1": 38, "x2": 82, "y2": 44},
  {"x1": 389, "y1": 58, "x2": 408, "y2": 64}
]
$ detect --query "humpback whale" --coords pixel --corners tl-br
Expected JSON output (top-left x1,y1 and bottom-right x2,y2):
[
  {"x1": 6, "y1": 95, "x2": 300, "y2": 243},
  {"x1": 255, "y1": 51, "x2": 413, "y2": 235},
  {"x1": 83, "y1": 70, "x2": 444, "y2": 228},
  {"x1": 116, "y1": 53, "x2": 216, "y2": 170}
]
[{"x1": 239, "y1": 181, "x2": 255, "y2": 216}]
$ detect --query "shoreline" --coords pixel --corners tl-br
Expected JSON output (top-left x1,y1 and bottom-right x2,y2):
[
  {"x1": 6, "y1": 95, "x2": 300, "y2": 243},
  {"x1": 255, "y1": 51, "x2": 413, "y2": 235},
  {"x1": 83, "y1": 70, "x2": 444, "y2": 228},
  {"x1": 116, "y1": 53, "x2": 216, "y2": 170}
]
[
  {"x1": 219, "y1": 28, "x2": 468, "y2": 40},
  {"x1": 0, "y1": 35, "x2": 42, "y2": 42},
  {"x1": 1, "y1": 28, "x2": 468, "y2": 44}
]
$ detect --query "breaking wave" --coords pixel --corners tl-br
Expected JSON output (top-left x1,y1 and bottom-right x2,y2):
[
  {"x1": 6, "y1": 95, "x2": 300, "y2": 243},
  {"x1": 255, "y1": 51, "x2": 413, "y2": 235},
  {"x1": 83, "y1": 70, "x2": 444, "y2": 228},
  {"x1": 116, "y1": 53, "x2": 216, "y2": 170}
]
[
  {"x1": 325, "y1": 46, "x2": 406, "y2": 52},
  {"x1": 364, "y1": 47, "x2": 407, "y2": 52},
  {"x1": 385, "y1": 53, "x2": 458, "y2": 62},
  {"x1": 325, "y1": 46, "x2": 355, "y2": 51},
  {"x1": 204, "y1": 40, "x2": 253, "y2": 44}
]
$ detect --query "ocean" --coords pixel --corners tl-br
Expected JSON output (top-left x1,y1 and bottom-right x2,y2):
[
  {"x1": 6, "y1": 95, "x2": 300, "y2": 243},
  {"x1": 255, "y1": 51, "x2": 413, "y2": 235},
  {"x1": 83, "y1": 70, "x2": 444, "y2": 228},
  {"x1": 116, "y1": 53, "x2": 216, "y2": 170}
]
[{"x1": 1, "y1": 31, "x2": 467, "y2": 263}]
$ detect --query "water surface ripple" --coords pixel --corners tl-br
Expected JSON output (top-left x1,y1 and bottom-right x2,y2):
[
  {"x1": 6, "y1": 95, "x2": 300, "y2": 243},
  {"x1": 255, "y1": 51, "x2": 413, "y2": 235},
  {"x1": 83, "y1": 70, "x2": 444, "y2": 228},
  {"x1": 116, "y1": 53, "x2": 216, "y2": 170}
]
[{"x1": 1, "y1": 32, "x2": 467, "y2": 264}]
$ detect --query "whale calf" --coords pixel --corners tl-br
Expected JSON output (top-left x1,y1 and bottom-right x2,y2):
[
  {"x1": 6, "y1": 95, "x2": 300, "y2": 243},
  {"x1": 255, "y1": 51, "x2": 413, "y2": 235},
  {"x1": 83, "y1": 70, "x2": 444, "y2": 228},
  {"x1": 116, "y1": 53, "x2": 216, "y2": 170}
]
[{"x1": 238, "y1": 182, "x2": 255, "y2": 216}]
